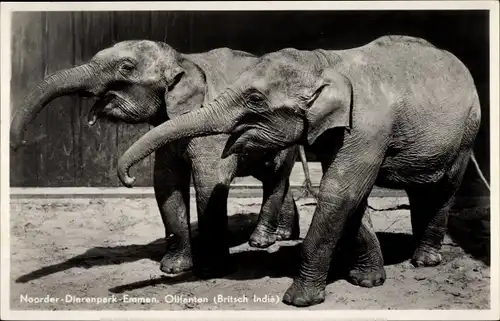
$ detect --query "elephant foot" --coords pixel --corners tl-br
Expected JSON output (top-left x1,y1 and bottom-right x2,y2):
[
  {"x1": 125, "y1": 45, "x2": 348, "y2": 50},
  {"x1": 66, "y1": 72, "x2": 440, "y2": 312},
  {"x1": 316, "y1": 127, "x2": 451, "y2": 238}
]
[
  {"x1": 275, "y1": 225, "x2": 299, "y2": 241},
  {"x1": 345, "y1": 244, "x2": 386, "y2": 288},
  {"x1": 347, "y1": 265, "x2": 386, "y2": 288},
  {"x1": 282, "y1": 280, "x2": 326, "y2": 307},
  {"x1": 160, "y1": 251, "x2": 193, "y2": 275},
  {"x1": 249, "y1": 229, "x2": 277, "y2": 248},
  {"x1": 411, "y1": 245, "x2": 442, "y2": 267}
]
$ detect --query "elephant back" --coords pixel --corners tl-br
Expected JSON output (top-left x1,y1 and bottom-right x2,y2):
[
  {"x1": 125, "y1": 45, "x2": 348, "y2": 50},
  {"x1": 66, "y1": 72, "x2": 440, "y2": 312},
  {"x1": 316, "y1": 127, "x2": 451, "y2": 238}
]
[{"x1": 185, "y1": 48, "x2": 258, "y2": 104}]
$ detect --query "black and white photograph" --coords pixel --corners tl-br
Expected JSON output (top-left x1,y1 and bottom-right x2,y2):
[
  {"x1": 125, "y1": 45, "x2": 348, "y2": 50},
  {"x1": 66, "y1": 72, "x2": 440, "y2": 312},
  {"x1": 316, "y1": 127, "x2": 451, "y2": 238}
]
[{"x1": 1, "y1": 1, "x2": 499, "y2": 320}]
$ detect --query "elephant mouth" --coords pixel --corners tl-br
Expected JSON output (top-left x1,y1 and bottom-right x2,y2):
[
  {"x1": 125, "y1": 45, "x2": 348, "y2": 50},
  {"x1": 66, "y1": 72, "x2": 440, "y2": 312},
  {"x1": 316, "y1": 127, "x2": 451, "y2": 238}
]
[
  {"x1": 87, "y1": 92, "x2": 118, "y2": 126},
  {"x1": 221, "y1": 124, "x2": 260, "y2": 158}
]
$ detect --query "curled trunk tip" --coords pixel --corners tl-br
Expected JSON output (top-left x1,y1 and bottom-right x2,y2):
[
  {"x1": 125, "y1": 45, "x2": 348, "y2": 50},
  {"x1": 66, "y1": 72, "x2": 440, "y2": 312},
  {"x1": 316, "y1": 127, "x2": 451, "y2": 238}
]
[{"x1": 118, "y1": 167, "x2": 136, "y2": 188}]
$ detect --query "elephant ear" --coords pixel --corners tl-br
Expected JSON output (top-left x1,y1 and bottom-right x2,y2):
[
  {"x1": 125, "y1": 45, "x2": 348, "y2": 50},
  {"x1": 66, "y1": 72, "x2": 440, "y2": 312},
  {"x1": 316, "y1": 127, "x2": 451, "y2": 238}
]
[
  {"x1": 305, "y1": 68, "x2": 353, "y2": 145},
  {"x1": 163, "y1": 63, "x2": 185, "y2": 90},
  {"x1": 162, "y1": 63, "x2": 202, "y2": 119}
]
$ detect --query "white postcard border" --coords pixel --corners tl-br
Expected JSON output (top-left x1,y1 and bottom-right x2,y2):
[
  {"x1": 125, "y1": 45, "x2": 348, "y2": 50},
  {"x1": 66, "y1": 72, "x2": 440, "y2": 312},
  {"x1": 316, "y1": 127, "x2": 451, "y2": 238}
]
[{"x1": 1, "y1": 1, "x2": 498, "y2": 320}]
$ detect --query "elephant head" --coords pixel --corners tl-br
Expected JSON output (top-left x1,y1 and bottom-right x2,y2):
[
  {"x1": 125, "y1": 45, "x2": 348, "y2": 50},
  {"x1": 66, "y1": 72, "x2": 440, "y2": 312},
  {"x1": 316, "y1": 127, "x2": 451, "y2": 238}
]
[
  {"x1": 117, "y1": 48, "x2": 353, "y2": 187},
  {"x1": 10, "y1": 40, "x2": 189, "y2": 150}
]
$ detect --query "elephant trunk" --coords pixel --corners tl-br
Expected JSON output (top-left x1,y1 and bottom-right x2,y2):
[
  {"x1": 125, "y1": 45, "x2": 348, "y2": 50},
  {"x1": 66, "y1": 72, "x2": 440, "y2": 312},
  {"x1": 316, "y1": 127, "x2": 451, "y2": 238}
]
[
  {"x1": 10, "y1": 64, "x2": 97, "y2": 150},
  {"x1": 117, "y1": 89, "x2": 244, "y2": 187}
]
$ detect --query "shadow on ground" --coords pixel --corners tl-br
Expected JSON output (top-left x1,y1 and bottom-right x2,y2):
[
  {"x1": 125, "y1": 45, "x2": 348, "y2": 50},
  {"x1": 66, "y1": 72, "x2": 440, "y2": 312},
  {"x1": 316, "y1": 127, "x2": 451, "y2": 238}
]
[
  {"x1": 14, "y1": 208, "x2": 417, "y2": 295},
  {"x1": 15, "y1": 210, "x2": 413, "y2": 285},
  {"x1": 15, "y1": 204, "x2": 490, "y2": 293},
  {"x1": 106, "y1": 231, "x2": 414, "y2": 293},
  {"x1": 15, "y1": 213, "x2": 259, "y2": 284}
]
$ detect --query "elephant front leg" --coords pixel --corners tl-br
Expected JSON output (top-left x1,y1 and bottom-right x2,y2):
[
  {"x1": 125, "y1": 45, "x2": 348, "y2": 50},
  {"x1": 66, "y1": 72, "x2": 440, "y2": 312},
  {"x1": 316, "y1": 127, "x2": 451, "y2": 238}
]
[
  {"x1": 283, "y1": 143, "x2": 385, "y2": 307},
  {"x1": 191, "y1": 157, "x2": 236, "y2": 278},
  {"x1": 153, "y1": 146, "x2": 193, "y2": 275}
]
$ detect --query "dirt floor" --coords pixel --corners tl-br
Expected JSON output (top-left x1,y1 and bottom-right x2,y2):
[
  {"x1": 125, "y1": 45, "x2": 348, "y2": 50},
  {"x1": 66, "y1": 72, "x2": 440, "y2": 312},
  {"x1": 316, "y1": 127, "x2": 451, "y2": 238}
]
[{"x1": 9, "y1": 195, "x2": 490, "y2": 310}]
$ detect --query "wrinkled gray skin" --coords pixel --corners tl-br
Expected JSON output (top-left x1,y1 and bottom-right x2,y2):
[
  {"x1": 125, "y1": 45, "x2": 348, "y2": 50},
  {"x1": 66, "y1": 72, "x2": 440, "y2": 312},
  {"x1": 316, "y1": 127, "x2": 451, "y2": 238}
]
[
  {"x1": 9, "y1": 40, "x2": 317, "y2": 277},
  {"x1": 114, "y1": 36, "x2": 489, "y2": 307}
]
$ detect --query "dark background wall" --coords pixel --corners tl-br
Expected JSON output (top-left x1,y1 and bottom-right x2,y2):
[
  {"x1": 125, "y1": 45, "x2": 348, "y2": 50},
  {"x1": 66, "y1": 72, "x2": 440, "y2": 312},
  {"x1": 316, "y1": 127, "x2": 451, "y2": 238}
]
[{"x1": 9, "y1": 10, "x2": 490, "y2": 195}]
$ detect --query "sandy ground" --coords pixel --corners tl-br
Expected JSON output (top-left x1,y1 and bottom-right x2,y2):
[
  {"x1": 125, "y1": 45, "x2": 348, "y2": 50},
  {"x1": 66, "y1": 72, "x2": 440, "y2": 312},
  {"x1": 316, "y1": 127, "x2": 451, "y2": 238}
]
[{"x1": 9, "y1": 195, "x2": 490, "y2": 310}]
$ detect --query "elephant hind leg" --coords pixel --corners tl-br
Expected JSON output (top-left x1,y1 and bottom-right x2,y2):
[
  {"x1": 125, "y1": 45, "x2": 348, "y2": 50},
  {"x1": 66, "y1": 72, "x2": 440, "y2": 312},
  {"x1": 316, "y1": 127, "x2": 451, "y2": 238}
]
[
  {"x1": 408, "y1": 101, "x2": 481, "y2": 267},
  {"x1": 406, "y1": 149, "x2": 473, "y2": 267},
  {"x1": 275, "y1": 188, "x2": 300, "y2": 241},
  {"x1": 249, "y1": 148, "x2": 299, "y2": 248},
  {"x1": 336, "y1": 200, "x2": 386, "y2": 288},
  {"x1": 407, "y1": 185, "x2": 455, "y2": 267},
  {"x1": 248, "y1": 178, "x2": 287, "y2": 248}
]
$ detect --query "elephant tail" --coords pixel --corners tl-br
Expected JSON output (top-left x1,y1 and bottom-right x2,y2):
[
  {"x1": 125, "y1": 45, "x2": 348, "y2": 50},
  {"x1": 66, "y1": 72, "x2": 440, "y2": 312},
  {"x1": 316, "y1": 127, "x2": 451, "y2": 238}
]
[
  {"x1": 470, "y1": 153, "x2": 490, "y2": 192},
  {"x1": 297, "y1": 145, "x2": 318, "y2": 200}
]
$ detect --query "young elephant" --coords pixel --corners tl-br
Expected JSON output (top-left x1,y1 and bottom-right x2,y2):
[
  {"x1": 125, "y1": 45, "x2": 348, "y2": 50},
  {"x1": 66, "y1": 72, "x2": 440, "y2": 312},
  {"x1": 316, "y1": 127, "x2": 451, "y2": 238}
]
[
  {"x1": 9, "y1": 40, "x2": 316, "y2": 277},
  {"x1": 114, "y1": 35, "x2": 489, "y2": 307}
]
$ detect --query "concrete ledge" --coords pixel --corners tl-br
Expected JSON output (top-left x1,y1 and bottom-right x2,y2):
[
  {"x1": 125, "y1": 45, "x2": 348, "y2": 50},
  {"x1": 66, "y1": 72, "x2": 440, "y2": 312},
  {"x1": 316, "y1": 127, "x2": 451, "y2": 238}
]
[
  {"x1": 9, "y1": 187, "x2": 490, "y2": 205},
  {"x1": 8, "y1": 164, "x2": 489, "y2": 203},
  {"x1": 8, "y1": 163, "x2": 409, "y2": 198},
  {"x1": 8, "y1": 185, "x2": 408, "y2": 199}
]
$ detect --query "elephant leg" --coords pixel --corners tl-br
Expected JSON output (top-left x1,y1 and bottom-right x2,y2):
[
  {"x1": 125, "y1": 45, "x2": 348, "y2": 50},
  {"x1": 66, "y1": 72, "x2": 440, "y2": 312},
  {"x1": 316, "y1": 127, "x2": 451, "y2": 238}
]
[
  {"x1": 406, "y1": 150, "x2": 472, "y2": 267},
  {"x1": 154, "y1": 145, "x2": 193, "y2": 275},
  {"x1": 249, "y1": 178, "x2": 289, "y2": 248},
  {"x1": 408, "y1": 102, "x2": 480, "y2": 267},
  {"x1": 344, "y1": 201, "x2": 385, "y2": 287},
  {"x1": 283, "y1": 137, "x2": 386, "y2": 307},
  {"x1": 250, "y1": 148, "x2": 298, "y2": 248},
  {"x1": 190, "y1": 151, "x2": 236, "y2": 278},
  {"x1": 275, "y1": 188, "x2": 300, "y2": 241},
  {"x1": 316, "y1": 148, "x2": 384, "y2": 287}
]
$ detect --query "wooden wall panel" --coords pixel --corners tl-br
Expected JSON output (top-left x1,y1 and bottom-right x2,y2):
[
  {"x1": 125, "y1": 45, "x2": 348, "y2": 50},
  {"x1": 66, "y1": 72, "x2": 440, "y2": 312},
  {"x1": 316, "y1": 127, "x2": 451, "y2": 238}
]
[
  {"x1": 150, "y1": 12, "x2": 193, "y2": 52},
  {"x1": 42, "y1": 12, "x2": 78, "y2": 186},
  {"x1": 70, "y1": 11, "x2": 84, "y2": 185},
  {"x1": 10, "y1": 12, "x2": 46, "y2": 187}
]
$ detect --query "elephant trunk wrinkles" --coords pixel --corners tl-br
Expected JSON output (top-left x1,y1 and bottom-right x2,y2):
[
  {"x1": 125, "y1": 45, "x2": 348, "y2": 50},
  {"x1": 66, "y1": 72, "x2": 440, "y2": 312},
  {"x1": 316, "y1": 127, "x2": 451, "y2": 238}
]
[
  {"x1": 117, "y1": 89, "x2": 244, "y2": 187},
  {"x1": 10, "y1": 64, "x2": 96, "y2": 150}
]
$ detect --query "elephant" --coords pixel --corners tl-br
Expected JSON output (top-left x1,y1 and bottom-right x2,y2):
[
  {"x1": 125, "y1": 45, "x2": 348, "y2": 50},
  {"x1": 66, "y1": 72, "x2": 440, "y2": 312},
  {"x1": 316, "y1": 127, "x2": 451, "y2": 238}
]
[
  {"x1": 9, "y1": 40, "x2": 318, "y2": 277},
  {"x1": 112, "y1": 35, "x2": 490, "y2": 307}
]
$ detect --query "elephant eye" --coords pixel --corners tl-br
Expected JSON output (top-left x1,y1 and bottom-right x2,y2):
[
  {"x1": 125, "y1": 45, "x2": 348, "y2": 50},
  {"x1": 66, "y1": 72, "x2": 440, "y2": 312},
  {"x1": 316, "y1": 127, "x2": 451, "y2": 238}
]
[
  {"x1": 120, "y1": 64, "x2": 134, "y2": 72},
  {"x1": 119, "y1": 61, "x2": 136, "y2": 76},
  {"x1": 248, "y1": 92, "x2": 265, "y2": 104}
]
